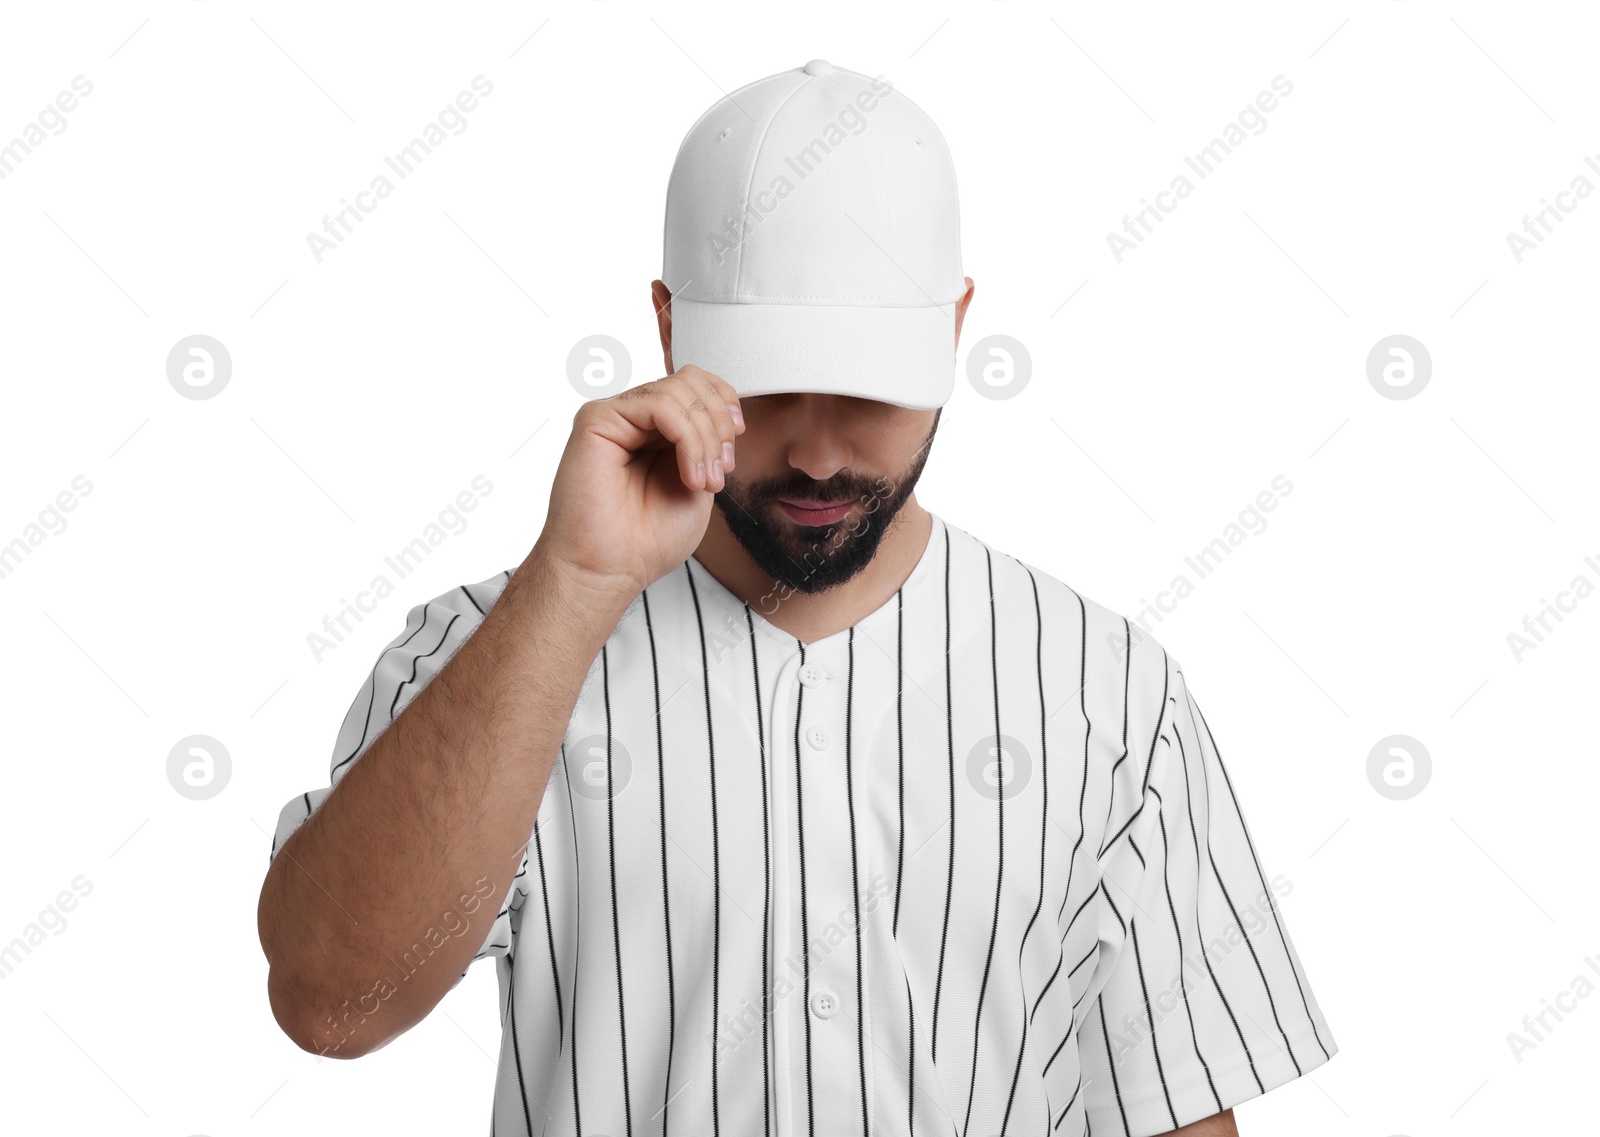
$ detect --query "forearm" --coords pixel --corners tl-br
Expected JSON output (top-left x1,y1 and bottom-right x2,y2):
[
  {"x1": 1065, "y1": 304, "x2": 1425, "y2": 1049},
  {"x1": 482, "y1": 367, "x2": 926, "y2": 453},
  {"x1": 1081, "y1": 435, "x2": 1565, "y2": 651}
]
[
  {"x1": 257, "y1": 544, "x2": 632, "y2": 1056},
  {"x1": 1163, "y1": 1108, "x2": 1237, "y2": 1136}
]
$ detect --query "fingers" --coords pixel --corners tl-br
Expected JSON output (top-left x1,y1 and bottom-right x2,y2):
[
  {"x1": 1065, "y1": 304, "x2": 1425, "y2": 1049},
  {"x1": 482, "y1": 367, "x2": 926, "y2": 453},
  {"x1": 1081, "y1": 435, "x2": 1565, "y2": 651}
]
[
  {"x1": 684, "y1": 366, "x2": 745, "y2": 437},
  {"x1": 595, "y1": 366, "x2": 744, "y2": 492},
  {"x1": 678, "y1": 366, "x2": 743, "y2": 475},
  {"x1": 659, "y1": 377, "x2": 723, "y2": 489}
]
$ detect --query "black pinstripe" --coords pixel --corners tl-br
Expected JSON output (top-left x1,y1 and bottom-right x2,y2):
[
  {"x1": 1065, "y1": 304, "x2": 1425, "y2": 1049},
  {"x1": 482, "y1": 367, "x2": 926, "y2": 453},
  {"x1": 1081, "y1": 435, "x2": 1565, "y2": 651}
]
[
  {"x1": 534, "y1": 820, "x2": 563, "y2": 1042},
  {"x1": 330, "y1": 605, "x2": 436, "y2": 777},
  {"x1": 999, "y1": 568, "x2": 1049, "y2": 1137},
  {"x1": 1172, "y1": 725, "x2": 1263, "y2": 1095},
  {"x1": 905, "y1": 976, "x2": 916, "y2": 1137},
  {"x1": 843, "y1": 628, "x2": 870, "y2": 1136},
  {"x1": 1188, "y1": 698, "x2": 1301, "y2": 1078},
  {"x1": 1054, "y1": 601, "x2": 1095, "y2": 928},
  {"x1": 1155, "y1": 809, "x2": 1222, "y2": 1114},
  {"x1": 793, "y1": 641, "x2": 816, "y2": 1137},
  {"x1": 1097, "y1": 621, "x2": 1134, "y2": 856},
  {"x1": 642, "y1": 588, "x2": 679, "y2": 1137},
  {"x1": 560, "y1": 737, "x2": 585, "y2": 1136},
  {"x1": 508, "y1": 945, "x2": 535, "y2": 1137},
  {"x1": 745, "y1": 606, "x2": 773, "y2": 1137},
  {"x1": 1095, "y1": 995, "x2": 1130, "y2": 1137},
  {"x1": 684, "y1": 565, "x2": 723, "y2": 1137},
  {"x1": 932, "y1": 522, "x2": 955, "y2": 1059},
  {"x1": 1100, "y1": 662, "x2": 1169, "y2": 859},
  {"x1": 389, "y1": 611, "x2": 461, "y2": 718},
  {"x1": 961, "y1": 547, "x2": 1005, "y2": 1137},
  {"x1": 893, "y1": 589, "x2": 906, "y2": 937},
  {"x1": 601, "y1": 648, "x2": 635, "y2": 1137},
  {"x1": 1191, "y1": 695, "x2": 1332, "y2": 1063}
]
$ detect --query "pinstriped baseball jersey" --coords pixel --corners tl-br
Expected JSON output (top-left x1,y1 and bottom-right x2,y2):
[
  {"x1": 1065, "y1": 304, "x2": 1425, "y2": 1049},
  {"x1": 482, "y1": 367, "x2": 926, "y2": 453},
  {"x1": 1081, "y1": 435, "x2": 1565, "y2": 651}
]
[{"x1": 270, "y1": 512, "x2": 1335, "y2": 1136}]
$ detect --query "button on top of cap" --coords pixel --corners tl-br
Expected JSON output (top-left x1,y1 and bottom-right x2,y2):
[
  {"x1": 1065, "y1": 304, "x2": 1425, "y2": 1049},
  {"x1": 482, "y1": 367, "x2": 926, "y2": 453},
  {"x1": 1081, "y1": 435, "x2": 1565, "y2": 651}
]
[{"x1": 803, "y1": 59, "x2": 833, "y2": 76}]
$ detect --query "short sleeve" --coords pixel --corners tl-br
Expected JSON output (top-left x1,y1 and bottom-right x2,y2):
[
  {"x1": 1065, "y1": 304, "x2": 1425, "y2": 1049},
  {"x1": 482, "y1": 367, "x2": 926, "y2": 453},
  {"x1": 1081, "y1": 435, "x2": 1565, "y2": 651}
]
[
  {"x1": 267, "y1": 571, "x2": 527, "y2": 967},
  {"x1": 1080, "y1": 654, "x2": 1336, "y2": 1134}
]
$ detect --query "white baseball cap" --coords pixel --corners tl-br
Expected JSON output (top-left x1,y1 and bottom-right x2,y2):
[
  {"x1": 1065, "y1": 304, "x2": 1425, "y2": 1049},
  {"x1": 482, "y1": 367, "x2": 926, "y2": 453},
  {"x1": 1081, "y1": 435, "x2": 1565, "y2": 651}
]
[{"x1": 662, "y1": 60, "x2": 964, "y2": 410}]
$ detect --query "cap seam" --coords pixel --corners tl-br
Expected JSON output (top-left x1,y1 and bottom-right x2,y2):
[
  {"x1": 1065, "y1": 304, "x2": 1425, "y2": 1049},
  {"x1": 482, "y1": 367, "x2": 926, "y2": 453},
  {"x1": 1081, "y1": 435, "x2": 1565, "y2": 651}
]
[
  {"x1": 663, "y1": 65, "x2": 816, "y2": 284},
  {"x1": 733, "y1": 70, "x2": 819, "y2": 301}
]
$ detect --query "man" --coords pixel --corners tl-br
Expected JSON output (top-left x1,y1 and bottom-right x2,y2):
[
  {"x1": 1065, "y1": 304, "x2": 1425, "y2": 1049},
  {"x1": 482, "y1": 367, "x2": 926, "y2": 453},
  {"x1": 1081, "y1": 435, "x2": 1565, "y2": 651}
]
[{"x1": 258, "y1": 60, "x2": 1335, "y2": 1136}]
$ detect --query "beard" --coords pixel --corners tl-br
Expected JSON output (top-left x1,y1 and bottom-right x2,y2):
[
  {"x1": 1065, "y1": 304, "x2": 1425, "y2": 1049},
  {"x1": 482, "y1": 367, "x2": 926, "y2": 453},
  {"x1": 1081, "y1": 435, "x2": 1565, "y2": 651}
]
[{"x1": 712, "y1": 409, "x2": 940, "y2": 596}]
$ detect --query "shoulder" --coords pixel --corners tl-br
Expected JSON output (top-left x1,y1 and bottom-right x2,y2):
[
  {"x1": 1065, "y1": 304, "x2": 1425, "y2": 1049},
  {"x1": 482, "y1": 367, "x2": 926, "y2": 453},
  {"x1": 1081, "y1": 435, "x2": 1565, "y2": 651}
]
[
  {"x1": 941, "y1": 517, "x2": 1179, "y2": 694},
  {"x1": 382, "y1": 568, "x2": 517, "y2": 651},
  {"x1": 439, "y1": 569, "x2": 516, "y2": 620}
]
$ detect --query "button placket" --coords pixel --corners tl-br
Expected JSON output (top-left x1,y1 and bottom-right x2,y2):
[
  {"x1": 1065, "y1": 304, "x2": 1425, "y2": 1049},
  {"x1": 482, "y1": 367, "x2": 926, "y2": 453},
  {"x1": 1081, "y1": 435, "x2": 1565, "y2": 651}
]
[
  {"x1": 792, "y1": 639, "x2": 859, "y2": 1087},
  {"x1": 809, "y1": 988, "x2": 839, "y2": 1019},
  {"x1": 768, "y1": 644, "x2": 821, "y2": 1136}
]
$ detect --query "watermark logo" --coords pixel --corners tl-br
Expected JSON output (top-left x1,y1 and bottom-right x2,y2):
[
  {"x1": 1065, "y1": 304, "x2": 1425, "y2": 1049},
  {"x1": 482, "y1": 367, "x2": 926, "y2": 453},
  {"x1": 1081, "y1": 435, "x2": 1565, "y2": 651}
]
[
  {"x1": 167, "y1": 734, "x2": 231, "y2": 800},
  {"x1": 965, "y1": 334, "x2": 1031, "y2": 401},
  {"x1": 566, "y1": 334, "x2": 632, "y2": 398},
  {"x1": 568, "y1": 735, "x2": 633, "y2": 801},
  {"x1": 1365, "y1": 334, "x2": 1430, "y2": 401},
  {"x1": 1365, "y1": 734, "x2": 1430, "y2": 800},
  {"x1": 966, "y1": 734, "x2": 1032, "y2": 800},
  {"x1": 167, "y1": 335, "x2": 232, "y2": 400}
]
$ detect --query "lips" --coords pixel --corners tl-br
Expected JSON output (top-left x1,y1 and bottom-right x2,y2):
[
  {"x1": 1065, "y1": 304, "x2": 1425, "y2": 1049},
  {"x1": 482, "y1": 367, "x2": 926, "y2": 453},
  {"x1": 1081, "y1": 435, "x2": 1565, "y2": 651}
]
[{"x1": 777, "y1": 498, "x2": 854, "y2": 527}]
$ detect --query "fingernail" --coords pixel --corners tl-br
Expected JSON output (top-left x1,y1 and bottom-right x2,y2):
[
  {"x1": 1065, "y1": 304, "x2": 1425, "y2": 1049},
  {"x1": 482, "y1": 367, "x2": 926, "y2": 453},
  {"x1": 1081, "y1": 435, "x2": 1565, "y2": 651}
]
[
  {"x1": 721, "y1": 441, "x2": 735, "y2": 468},
  {"x1": 712, "y1": 458, "x2": 725, "y2": 486},
  {"x1": 728, "y1": 403, "x2": 744, "y2": 428},
  {"x1": 696, "y1": 460, "x2": 706, "y2": 486}
]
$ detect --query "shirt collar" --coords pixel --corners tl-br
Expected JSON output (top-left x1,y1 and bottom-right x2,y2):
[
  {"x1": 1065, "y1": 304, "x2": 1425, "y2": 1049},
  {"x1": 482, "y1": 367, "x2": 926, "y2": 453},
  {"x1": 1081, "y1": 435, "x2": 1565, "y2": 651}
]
[{"x1": 686, "y1": 511, "x2": 947, "y2": 658}]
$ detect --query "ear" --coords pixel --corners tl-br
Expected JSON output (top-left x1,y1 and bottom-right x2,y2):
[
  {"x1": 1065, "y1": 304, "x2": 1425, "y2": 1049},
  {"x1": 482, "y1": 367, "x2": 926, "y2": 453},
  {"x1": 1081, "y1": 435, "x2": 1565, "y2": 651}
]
[
  {"x1": 651, "y1": 280, "x2": 675, "y2": 373},
  {"x1": 954, "y1": 276, "x2": 976, "y2": 349}
]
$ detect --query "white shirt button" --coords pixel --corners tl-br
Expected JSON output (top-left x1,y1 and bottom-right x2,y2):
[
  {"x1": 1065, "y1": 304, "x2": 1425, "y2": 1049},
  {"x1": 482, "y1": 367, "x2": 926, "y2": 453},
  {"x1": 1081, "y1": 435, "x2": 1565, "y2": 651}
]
[
  {"x1": 809, "y1": 989, "x2": 839, "y2": 1019},
  {"x1": 799, "y1": 663, "x2": 827, "y2": 688},
  {"x1": 805, "y1": 726, "x2": 830, "y2": 751}
]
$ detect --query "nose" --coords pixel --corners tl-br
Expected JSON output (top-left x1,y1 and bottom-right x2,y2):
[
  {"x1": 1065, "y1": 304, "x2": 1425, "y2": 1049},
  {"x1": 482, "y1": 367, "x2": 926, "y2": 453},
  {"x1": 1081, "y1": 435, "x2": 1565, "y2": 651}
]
[{"x1": 784, "y1": 394, "x2": 854, "y2": 482}]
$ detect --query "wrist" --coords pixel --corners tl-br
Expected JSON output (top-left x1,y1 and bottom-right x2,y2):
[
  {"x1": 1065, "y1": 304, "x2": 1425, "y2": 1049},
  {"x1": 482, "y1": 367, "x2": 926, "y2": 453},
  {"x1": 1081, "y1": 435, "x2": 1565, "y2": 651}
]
[{"x1": 522, "y1": 541, "x2": 642, "y2": 616}]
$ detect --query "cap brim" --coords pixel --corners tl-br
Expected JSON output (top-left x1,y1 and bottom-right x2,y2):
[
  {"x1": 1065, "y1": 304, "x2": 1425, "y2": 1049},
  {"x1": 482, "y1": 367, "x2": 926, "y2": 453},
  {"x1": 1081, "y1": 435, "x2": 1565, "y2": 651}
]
[{"x1": 668, "y1": 297, "x2": 956, "y2": 410}]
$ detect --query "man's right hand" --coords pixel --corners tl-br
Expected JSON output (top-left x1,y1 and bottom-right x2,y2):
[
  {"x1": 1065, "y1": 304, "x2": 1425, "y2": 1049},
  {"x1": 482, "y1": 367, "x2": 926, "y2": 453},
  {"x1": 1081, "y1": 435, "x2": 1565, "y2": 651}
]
[
  {"x1": 257, "y1": 365, "x2": 745, "y2": 1058},
  {"x1": 539, "y1": 365, "x2": 745, "y2": 598}
]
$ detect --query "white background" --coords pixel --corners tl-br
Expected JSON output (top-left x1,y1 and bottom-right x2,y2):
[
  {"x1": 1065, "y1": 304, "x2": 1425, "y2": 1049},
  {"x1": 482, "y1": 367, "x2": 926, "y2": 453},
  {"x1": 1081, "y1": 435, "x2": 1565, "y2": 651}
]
[{"x1": 1, "y1": 1, "x2": 1596, "y2": 1133}]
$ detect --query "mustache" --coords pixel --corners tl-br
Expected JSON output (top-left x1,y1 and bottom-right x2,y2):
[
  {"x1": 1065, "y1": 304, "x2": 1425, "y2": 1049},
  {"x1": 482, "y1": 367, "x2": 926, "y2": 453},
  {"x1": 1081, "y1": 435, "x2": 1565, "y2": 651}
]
[{"x1": 730, "y1": 471, "x2": 891, "y2": 505}]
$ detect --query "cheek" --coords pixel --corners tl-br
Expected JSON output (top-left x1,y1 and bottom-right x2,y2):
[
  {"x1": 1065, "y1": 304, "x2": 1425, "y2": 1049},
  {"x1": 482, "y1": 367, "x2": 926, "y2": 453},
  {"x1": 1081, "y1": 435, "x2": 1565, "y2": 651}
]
[
  {"x1": 863, "y1": 414, "x2": 936, "y2": 466},
  {"x1": 729, "y1": 428, "x2": 785, "y2": 478}
]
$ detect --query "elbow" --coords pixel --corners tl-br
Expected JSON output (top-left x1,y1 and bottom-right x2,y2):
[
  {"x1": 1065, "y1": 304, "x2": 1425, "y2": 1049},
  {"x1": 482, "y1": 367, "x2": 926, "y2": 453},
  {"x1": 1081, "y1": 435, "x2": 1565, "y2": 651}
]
[
  {"x1": 259, "y1": 855, "x2": 377, "y2": 1059},
  {"x1": 257, "y1": 865, "x2": 416, "y2": 1060},
  {"x1": 267, "y1": 967, "x2": 382, "y2": 1060}
]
